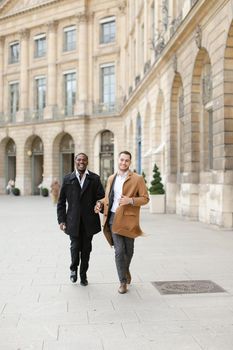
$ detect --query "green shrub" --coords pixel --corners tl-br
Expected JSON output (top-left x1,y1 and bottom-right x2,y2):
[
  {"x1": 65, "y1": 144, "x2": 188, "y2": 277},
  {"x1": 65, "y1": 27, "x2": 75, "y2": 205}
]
[
  {"x1": 142, "y1": 171, "x2": 148, "y2": 190},
  {"x1": 41, "y1": 187, "x2": 49, "y2": 197},
  {"x1": 12, "y1": 187, "x2": 20, "y2": 196},
  {"x1": 142, "y1": 171, "x2": 147, "y2": 184},
  {"x1": 149, "y1": 164, "x2": 165, "y2": 195}
]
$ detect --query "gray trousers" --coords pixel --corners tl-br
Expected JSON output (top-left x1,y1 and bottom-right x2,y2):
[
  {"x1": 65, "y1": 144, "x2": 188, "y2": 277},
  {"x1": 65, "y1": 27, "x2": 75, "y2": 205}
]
[{"x1": 109, "y1": 212, "x2": 134, "y2": 283}]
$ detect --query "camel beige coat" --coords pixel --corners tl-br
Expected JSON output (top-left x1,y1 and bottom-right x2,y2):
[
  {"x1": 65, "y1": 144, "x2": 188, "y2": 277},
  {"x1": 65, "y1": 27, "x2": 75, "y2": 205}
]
[{"x1": 101, "y1": 171, "x2": 149, "y2": 246}]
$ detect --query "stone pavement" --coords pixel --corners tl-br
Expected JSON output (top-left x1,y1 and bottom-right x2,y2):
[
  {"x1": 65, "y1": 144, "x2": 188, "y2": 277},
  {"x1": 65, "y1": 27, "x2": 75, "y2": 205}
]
[{"x1": 1, "y1": 196, "x2": 233, "y2": 350}]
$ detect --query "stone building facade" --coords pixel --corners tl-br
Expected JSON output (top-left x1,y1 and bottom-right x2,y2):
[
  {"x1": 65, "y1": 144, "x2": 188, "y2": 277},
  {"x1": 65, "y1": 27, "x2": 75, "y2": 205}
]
[{"x1": 0, "y1": 0, "x2": 232, "y2": 228}]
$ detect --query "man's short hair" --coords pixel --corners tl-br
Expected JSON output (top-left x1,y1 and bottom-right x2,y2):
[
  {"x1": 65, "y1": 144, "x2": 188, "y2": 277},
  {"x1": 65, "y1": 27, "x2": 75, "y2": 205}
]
[
  {"x1": 75, "y1": 153, "x2": 88, "y2": 161},
  {"x1": 118, "y1": 151, "x2": 132, "y2": 160}
]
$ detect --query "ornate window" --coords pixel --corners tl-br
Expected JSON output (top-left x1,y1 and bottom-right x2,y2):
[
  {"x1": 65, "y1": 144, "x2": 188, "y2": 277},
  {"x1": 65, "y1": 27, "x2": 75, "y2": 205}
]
[
  {"x1": 100, "y1": 64, "x2": 115, "y2": 108},
  {"x1": 64, "y1": 71, "x2": 76, "y2": 116},
  {"x1": 35, "y1": 77, "x2": 46, "y2": 119},
  {"x1": 100, "y1": 17, "x2": 116, "y2": 44},
  {"x1": 9, "y1": 41, "x2": 19, "y2": 64},
  {"x1": 63, "y1": 26, "x2": 76, "y2": 52},
  {"x1": 9, "y1": 82, "x2": 19, "y2": 121},
  {"x1": 34, "y1": 34, "x2": 46, "y2": 58}
]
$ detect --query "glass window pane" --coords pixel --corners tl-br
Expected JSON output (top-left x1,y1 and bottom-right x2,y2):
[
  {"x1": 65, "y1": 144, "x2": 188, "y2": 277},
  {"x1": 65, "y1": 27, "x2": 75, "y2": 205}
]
[
  {"x1": 9, "y1": 43, "x2": 20, "y2": 64},
  {"x1": 101, "y1": 65, "x2": 115, "y2": 106},
  {"x1": 64, "y1": 73, "x2": 76, "y2": 116},
  {"x1": 100, "y1": 20, "x2": 115, "y2": 44},
  {"x1": 64, "y1": 29, "x2": 76, "y2": 51},
  {"x1": 9, "y1": 83, "x2": 19, "y2": 119},
  {"x1": 35, "y1": 78, "x2": 46, "y2": 118},
  {"x1": 35, "y1": 37, "x2": 46, "y2": 58}
]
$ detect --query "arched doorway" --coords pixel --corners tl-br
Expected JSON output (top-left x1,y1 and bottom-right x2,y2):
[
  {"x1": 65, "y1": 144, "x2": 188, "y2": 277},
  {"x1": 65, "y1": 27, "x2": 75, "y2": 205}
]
[
  {"x1": 136, "y1": 114, "x2": 142, "y2": 174},
  {"x1": 100, "y1": 130, "x2": 114, "y2": 187},
  {"x1": 60, "y1": 134, "x2": 75, "y2": 180},
  {"x1": 5, "y1": 139, "x2": 16, "y2": 188},
  {"x1": 31, "y1": 137, "x2": 44, "y2": 195}
]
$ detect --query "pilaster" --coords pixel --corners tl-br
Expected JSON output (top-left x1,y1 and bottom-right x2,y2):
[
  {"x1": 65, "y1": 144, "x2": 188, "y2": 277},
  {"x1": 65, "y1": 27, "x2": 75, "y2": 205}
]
[
  {"x1": 0, "y1": 36, "x2": 4, "y2": 117},
  {"x1": 17, "y1": 29, "x2": 29, "y2": 122},
  {"x1": 75, "y1": 12, "x2": 88, "y2": 116},
  {"x1": 44, "y1": 21, "x2": 58, "y2": 119}
]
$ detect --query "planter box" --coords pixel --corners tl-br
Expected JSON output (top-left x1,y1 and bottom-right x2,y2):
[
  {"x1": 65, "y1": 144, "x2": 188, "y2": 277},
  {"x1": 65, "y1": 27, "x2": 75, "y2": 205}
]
[{"x1": 149, "y1": 194, "x2": 165, "y2": 213}]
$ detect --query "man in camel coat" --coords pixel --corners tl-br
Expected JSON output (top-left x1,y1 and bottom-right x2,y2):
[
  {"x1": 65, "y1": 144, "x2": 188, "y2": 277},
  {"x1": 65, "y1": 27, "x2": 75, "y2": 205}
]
[{"x1": 95, "y1": 151, "x2": 149, "y2": 294}]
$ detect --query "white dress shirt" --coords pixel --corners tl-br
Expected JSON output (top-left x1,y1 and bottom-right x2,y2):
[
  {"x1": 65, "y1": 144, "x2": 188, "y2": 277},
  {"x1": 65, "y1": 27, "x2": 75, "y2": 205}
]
[
  {"x1": 76, "y1": 169, "x2": 89, "y2": 188},
  {"x1": 111, "y1": 171, "x2": 128, "y2": 213}
]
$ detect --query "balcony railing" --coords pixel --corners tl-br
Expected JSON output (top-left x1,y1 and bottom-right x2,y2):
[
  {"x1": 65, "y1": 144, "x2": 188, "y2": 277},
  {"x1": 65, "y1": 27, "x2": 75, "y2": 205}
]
[
  {"x1": 135, "y1": 74, "x2": 141, "y2": 87},
  {"x1": 92, "y1": 100, "x2": 122, "y2": 116},
  {"x1": 0, "y1": 113, "x2": 16, "y2": 125},
  {"x1": 144, "y1": 60, "x2": 151, "y2": 74}
]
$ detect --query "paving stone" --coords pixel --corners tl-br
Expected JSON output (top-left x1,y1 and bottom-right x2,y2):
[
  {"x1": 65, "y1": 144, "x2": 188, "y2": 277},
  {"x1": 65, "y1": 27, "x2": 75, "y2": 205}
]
[{"x1": 1, "y1": 196, "x2": 233, "y2": 349}]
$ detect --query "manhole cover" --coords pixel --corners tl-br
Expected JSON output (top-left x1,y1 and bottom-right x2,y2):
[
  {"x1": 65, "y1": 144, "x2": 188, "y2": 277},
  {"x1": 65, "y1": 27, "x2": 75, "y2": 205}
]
[{"x1": 152, "y1": 280, "x2": 226, "y2": 295}]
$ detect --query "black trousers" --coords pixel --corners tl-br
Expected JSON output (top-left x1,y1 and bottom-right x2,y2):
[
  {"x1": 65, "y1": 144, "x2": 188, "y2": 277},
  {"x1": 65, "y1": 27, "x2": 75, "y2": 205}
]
[{"x1": 69, "y1": 220, "x2": 93, "y2": 280}]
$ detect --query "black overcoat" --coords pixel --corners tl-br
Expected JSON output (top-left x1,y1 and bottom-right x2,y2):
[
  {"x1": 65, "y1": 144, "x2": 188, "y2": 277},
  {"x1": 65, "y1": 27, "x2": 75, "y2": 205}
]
[{"x1": 57, "y1": 170, "x2": 105, "y2": 237}]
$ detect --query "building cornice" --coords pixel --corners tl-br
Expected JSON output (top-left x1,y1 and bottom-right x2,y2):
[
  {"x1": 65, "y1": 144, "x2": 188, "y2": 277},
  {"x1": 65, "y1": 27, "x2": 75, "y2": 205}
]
[{"x1": 0, "y1": 0, "x2": 62, "y2": 21}]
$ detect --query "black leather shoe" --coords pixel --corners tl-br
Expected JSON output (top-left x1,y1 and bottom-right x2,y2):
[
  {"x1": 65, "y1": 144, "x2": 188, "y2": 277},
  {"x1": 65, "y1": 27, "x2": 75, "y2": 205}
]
[
  {"x1": 70, "y1": 270, "x2": 77, "y2": 283},
  {"x1": 80, "y1": 279, "x2": 88, "y2": 286}
]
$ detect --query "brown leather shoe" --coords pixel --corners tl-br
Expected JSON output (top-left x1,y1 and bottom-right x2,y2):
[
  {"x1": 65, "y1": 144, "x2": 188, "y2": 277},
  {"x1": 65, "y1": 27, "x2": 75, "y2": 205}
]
[
  {"x1": 118, "y1": 283, "x2": 127, "y2": 294},
  {"x1": 126, "y1": 270, "x2": 131, "y2": 284}
]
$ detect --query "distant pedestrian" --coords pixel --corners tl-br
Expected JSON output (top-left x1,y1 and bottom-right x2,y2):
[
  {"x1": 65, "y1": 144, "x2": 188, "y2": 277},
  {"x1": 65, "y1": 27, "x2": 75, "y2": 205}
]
[
  {"x1": 50, "y1": 179, "x2": 60, "y2": 205},
  {"x1": 95, "y1": 151, "x2": 149, "y2": 294},
  {"x1": 57, "y1": 153, "x2": 105, "y2": 286},
  {"x1": 6, "y1": 179, "x2": 15, "y2": 194}
]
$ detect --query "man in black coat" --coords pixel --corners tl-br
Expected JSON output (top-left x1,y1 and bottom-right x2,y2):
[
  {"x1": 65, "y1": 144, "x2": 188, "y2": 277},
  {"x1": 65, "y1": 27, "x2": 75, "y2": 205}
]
[{"x1": 57, "y1": 153, "x2": 105, "y2": 286}]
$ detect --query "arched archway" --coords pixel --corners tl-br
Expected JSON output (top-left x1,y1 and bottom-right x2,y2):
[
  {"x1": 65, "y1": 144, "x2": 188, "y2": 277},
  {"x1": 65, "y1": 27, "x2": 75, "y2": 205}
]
[
  {"x1": 5, "y1": 139, "x2": 16, "y2": 187},
  {"x1": 24, "y1": 135, "x2": 44, "y2": 195},
  {"x1": 59, "y1": 134, "x2": 75, "y2": 180},
  {"x1": 31, "y1": 136, "x2": 44, "y2": 195},
  {"x1": 191, "y1": 48, "x2": 213, "y2": 173},
  {"x1": 52, "y1": 132, "x2": 75, "y2": 184},
  {"x1": 224, "y1": 22, "x2": 233, "y2": 170},
  {"x1": 93, "y1": 130, "x2": 114, "y2": 186},
  {"x1": 99, "y1": 130, "x2": 114, "y2": 186},
  {"x1": 170, "y1": 73, "x2": 184, "y2": 175},
  {"x1": 0, "y1": 137, "x2": 16, "y2": 193}
]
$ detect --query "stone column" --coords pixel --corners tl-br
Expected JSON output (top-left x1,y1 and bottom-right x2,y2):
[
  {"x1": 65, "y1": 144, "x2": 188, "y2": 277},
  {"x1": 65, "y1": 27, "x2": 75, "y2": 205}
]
[
  {"x1": 0, "y1": 36, "x2": 4, "y2": 119},
  {"x1": 75, "y1": 12, "x2": 88, "y2": 116},
  {"x1": 44, "y1": 21, "x2": 57, "y2": 119},
  {"x1": 17, "y1": 29, "x2": 29, "y2": 122}
]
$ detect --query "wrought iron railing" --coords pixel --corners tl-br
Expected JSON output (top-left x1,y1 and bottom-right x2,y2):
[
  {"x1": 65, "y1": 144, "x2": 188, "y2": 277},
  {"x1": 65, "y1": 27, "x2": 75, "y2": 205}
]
[{"x1": 144, "y1": 60, "x2": 151, "y2": 74}]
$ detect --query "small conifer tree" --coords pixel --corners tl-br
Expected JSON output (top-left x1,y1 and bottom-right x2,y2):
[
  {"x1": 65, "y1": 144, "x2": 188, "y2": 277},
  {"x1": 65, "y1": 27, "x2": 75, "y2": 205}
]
[
  {"x1": 142, "y1": 171, "x2": 148, "y2": 188},
  {"x1": 149, "y1": 163, "x2": 165, "y2": 195}
]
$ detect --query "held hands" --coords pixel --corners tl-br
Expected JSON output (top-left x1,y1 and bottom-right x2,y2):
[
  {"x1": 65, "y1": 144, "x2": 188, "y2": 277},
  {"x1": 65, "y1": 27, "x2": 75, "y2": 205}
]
[
  {"x1": 94, "y1": 201, "x2": 103, "y2": 213},
  {"x1": 59, "y1": 223, "x2": 66, "y2": 232},
  {"x1": 119, "y1": 195, "x2": 133, "y2": 206}
]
